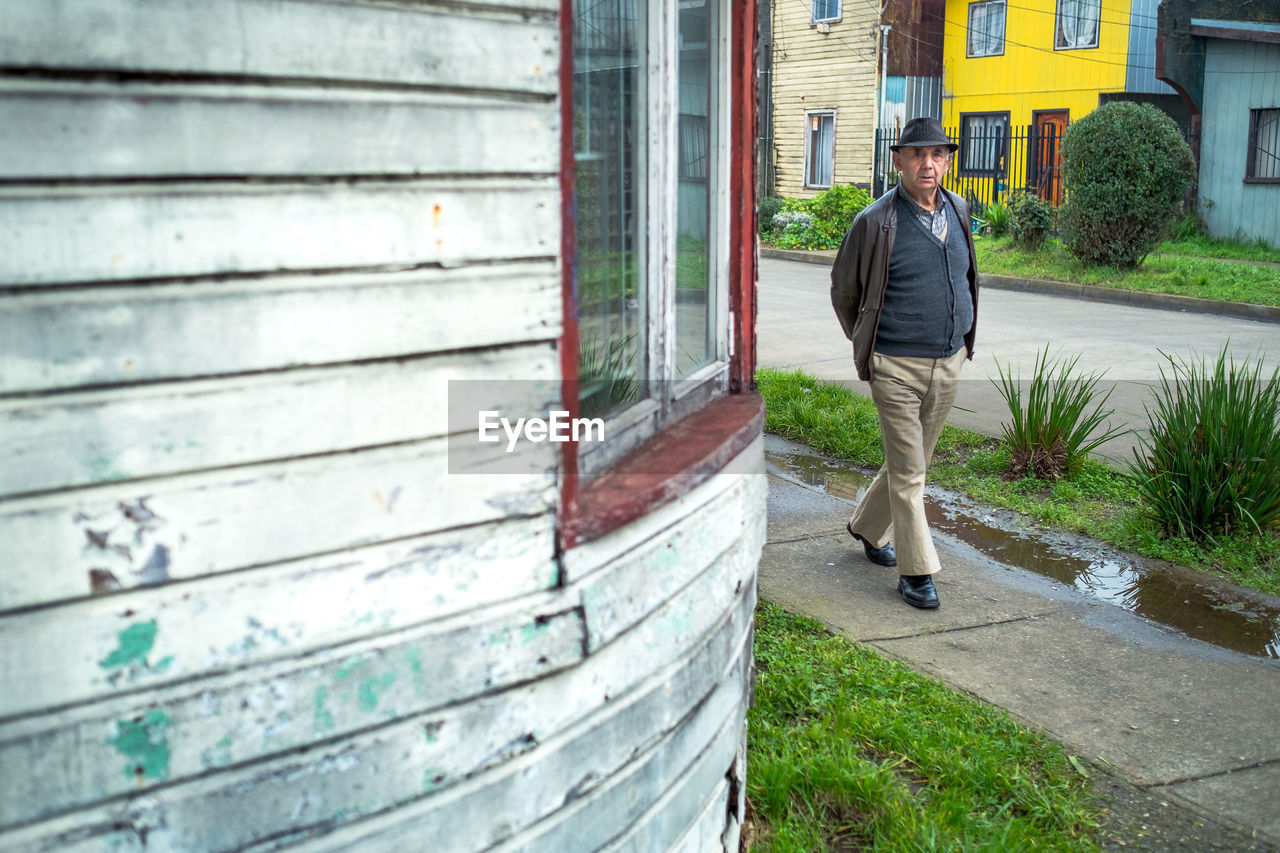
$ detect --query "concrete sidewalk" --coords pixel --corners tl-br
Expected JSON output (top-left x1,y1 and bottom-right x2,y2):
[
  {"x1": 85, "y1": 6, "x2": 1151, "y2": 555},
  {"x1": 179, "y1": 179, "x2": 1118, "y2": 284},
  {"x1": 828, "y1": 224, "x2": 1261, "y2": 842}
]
[{"x1": 760, "y1": 435, "x2": 1280, "y2": 849}]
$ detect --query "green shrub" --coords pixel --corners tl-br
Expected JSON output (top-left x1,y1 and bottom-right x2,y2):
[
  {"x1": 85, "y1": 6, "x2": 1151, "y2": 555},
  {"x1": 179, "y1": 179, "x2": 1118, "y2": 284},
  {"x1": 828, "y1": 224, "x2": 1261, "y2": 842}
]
[
  {"x1": 758, "y1": 196, "x2": 784, "y2": 238},
  {"x1": 1058, "y1": 102, "x2": 1195, "y2": 269},
  {"x1": 1007, "y1": 191, "x2": 1054, "y2": 251},
  {"x1": 979, "y1": 201, "x2": 1012, "y2": 238},
  {"x1": 1129, "y1": 346, "x2": 1280, "y2": 540},
  {"x1": 765, "y1": 184, "x2": 873, "y2": 250},
  {"x1": 992, "y1": 345, "x2": 1126, "y2": 481}
]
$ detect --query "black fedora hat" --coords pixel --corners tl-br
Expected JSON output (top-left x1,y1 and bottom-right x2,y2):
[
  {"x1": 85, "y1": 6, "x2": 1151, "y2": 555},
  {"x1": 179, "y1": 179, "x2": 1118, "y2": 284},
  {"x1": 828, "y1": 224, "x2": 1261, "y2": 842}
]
[{"x1": 889, "y1": 116, "x2": 958, "y2": 153}]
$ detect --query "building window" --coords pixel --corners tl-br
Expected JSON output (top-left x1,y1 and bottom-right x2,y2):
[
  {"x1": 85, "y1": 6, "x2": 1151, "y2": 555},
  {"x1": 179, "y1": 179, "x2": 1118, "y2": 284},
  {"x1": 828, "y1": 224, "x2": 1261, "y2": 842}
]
[
  {"x1": 804, "y1": 111, "x2": 836, "y2": 188},
  {"x1": 959, "y1": 112, "x2": 1008, "y2": 175},
  {"x1": 1055, "y1": 0, "x2": 1100, "y2": 50},
  {"x1": 1247, "y1": 108, "x2": 1280, "y2": 182},
  {"x1": 967, "y1": 0, "x2": 1005, "y2": 57},
  {"x1": 571, "y1": 0, "x2": 729, "y2": 478},
  {"x1": 811, "y1": 0, "x2": 841, "y2": 24}
]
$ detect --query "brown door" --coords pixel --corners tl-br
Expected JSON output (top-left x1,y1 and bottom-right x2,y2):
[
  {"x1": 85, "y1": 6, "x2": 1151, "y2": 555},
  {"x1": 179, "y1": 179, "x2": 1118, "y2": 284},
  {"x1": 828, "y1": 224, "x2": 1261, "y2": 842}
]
[{"x1": 1033, "y1": 110, "x2": 1068, "y2": 206}]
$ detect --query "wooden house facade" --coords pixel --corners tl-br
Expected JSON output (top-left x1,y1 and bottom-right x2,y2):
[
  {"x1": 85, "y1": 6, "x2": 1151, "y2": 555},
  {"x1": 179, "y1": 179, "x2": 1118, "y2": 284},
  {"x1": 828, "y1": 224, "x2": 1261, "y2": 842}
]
[
  {"x1": 0, "y1": 0, "x2": 765, "y2": 850},
  {"x1": 768, "y1": 0, "x2": 880, "y2": 196},
  {"x1": 1157, "y1": 5, "x2": 1280, "y2": 248}
]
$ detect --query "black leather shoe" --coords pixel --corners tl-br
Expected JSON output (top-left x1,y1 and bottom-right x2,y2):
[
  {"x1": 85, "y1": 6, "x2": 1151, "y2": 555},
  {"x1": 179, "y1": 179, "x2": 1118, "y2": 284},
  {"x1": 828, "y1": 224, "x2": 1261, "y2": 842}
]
[
  {"x1": 898, "y1": 574, "x2": 940, "y2": 609},
  {"x1": 847, "y1": 522, "x2": 897, "y2": 567}
]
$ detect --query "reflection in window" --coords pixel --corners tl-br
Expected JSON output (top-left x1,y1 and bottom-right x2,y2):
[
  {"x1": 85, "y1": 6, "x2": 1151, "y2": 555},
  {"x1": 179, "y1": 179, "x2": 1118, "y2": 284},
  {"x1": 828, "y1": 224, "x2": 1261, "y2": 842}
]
[
  {"x1": 811, "y1": 0, "x2": 840, "y2": 23},
  {"x1": 967, "y1": 0, "x2": 1005, "y2": 57},
  {"x1": 960, "y1": 113, "x2": 1007, "y2": 174},
  {"x1": 574, "y1": 0, "x2": 642, "y2": 417},
  {"x1": 677, "y1": 0, "x2": 713, "y2": 378},
  {"x1": 1055, "y1": 0, "x2": 1100, "y2": 50},
  {"x1": 805, "y1": 111, "x2": 835, "y2": 188}
]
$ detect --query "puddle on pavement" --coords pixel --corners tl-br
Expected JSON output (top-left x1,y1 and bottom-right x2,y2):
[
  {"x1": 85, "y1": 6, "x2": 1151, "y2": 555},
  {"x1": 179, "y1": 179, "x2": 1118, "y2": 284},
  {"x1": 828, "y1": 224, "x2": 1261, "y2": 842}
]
[{"x1": 767, "y1": 447, "x2": 1280, "y2": 659}]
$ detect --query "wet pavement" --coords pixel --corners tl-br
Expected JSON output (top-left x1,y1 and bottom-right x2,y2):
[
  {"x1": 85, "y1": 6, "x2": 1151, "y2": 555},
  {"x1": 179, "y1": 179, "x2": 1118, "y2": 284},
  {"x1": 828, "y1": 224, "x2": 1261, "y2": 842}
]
[{"x1": 768, "y1": 442, "x2": 1280, "y2": 660}]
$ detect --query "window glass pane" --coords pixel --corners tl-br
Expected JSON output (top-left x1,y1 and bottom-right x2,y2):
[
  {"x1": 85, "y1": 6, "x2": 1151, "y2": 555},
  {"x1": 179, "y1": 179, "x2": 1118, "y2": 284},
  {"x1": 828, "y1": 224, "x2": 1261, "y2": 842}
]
[
  {"x1": 962, "y1": 114, "x2": 1005, "y2": 173},
  {"x1": 968, "y1": 1, "x2": 1004, "y2": 56},
  {"x1": 574, "y1": 0, "x2": 644, "y2": 416},
  {"x1": 812, "y1": 0, "x2": 840, "y2": 22},
  {"x1": 1252, "y1": 109, "x2": 1280, "y2": 179},
  {"x1": 676, "y1": 0, "x2": 713, "y2": 377},
  {"x1": 805, "y1": 113, "x2": 834, "y2": 187},
  {"x1": 1056, "y1": 0, "x2": 1099, "y2": 49}
]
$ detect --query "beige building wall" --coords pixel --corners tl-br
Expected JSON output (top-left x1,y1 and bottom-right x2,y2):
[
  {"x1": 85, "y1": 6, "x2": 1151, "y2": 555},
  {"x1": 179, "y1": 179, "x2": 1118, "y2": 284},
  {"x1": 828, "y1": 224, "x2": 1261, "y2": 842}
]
[{"x1": 771, "y1": 0, "x2": 879, "y2": 198}]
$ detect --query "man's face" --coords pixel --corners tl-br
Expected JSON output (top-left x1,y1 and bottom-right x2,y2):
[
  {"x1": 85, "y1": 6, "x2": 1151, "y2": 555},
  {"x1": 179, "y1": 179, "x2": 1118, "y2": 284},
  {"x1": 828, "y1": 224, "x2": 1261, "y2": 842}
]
[{"x1": 892, "y1": 145, "x2": 952, "y2": 200}]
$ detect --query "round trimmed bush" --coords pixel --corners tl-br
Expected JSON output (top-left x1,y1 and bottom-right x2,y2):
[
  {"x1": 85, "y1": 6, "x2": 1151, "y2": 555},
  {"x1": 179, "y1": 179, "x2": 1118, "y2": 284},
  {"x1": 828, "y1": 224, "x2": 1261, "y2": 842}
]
[{"x1": 1058, "y1": 102, "x2": 1194, "y2": 269}]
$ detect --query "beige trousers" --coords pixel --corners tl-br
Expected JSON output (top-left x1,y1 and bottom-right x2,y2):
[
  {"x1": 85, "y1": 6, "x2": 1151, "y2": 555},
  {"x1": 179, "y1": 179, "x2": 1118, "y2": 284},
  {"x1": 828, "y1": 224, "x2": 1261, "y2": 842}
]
[{"x1": 848, "y1": 349, "x2": 966, "y2": 576}]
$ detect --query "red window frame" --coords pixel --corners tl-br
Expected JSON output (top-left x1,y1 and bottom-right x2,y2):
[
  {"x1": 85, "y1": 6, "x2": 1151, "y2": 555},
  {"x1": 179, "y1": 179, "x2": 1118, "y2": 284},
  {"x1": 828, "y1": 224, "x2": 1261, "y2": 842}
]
[{"x1": 556, "y1": 0, "x2": 762, "y2": 550}]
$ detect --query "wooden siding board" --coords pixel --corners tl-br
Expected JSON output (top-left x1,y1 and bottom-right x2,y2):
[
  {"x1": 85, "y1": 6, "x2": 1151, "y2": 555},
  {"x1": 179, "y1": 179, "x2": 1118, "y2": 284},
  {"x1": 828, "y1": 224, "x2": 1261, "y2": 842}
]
[
  {"x1": 289, "y1": 595, "x2": 755, "y2": 852},
  {"x1": 0, "y1": 345, "x2": 557, "y2": 497},
  {"x1": 0, "y1": 82, "x2": 557, "y2": 180},
  {"x1": 0, "y1": 597, "x2": 585, "y2": 844},
  {"x1": 0, "y1": 0, "x2": 558, "y2": 94},
  {"x1": 579, "y1": 473, "x2": 765, "y2": 651},
  {"x1": 0, "y1": 580, "x2": 575, "y2": 829},
  {"x1": 0, "y1": 263, "x2": 561, "y2": 395},
  {"x1": 0, "y1": 179, "x2": 559, "y2": 287},
  {"x1": 0, "y1": 438, "x2": 556, "y2": 613},
  {"x1": 1, "y1": 539, "x2": 755, "y2": 851},
  {"x1": 0, "y1": 516, "x2": 558, "y2": 721}
]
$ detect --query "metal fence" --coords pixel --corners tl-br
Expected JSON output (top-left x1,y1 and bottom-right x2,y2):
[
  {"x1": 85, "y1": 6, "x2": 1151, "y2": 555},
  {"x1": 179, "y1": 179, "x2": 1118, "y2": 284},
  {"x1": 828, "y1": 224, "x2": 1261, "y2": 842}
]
[
  {"x1": 872, "y1": 123, "x2": 1200, "y2": 210},
  {"x1": 873, "y1": 124, "x2": 1066, "y2": 209}
]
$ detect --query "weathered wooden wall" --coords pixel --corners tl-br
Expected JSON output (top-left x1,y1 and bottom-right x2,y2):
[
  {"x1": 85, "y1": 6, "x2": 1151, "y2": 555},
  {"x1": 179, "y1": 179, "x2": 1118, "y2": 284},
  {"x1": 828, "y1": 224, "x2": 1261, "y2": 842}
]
[
  {"x1": 1198, "y1": 37, "x2": 1280, "y2": 249},
  {"x1": 0, "y1": 0, "x2": 764, "y2": 849},
  {"x1": 770, "y1": 0, "x2": 879, "y2": 195}
]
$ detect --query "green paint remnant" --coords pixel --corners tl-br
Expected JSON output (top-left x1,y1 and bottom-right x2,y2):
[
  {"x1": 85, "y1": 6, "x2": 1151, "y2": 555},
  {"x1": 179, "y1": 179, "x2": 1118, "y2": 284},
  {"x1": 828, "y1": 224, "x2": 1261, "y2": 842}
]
[
  {"x1": 202, "y1": 733, "x2": 234, "y2": 769},
  {"x1": 108, "y1": 710, "x2": 170, "y2": 782},
  {"x1": 334, "y1": 658, "x2": 363, "y2": 681},
  {"x1": 99, "y1": 621, "x2": 158, "y2": 670},
  {"x1": 405, "y1": 648, "x2": 427, "y2": 698},
  {"x1": 313, "y1": 686, "x2": 335, "y2": 734},
  {"x1": 521, "y1": 620, "x2": 551, "y2": 646},
  {"x1": 422, "y1": 768, "x2": 447, "y2": 794},
  {"x1": 358, "y1": 673, "x2": 396, "y2": 712}
]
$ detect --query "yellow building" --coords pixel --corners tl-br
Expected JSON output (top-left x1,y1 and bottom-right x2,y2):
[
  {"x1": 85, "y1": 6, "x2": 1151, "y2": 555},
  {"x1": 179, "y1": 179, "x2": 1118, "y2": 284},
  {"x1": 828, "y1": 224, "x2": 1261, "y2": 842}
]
[{"x1": 940, "y1": 0, "x2": 1133, "y2": 204}]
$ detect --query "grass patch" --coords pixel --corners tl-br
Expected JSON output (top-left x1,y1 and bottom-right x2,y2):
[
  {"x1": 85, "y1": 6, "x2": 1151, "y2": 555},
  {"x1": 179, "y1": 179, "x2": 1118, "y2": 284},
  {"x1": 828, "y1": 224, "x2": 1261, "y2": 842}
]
[
  {"x1": 757, "y1": 367, "x2": 1280, "y2": 596},
  {"x1": 973, "y1": 236, "x2": 1280, "y2": 307},
  {"x1": 1156, "y1": 233, "x2": 1280, "y2": 264},
  {"x1": 747, "y1": 602, "x2": 1101, "y2": 852}
]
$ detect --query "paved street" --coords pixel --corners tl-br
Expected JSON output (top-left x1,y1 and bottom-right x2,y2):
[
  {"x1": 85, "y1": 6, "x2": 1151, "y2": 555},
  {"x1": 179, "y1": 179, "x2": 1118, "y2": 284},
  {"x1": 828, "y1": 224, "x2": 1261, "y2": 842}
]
[{"x1": 758, "y1": 255, "x2": 1280, "y2": 463}]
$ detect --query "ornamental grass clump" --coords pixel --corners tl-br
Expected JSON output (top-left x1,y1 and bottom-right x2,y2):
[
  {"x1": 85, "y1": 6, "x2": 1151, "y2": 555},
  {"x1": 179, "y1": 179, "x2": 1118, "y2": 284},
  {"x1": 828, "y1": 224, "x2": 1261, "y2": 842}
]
[
  {"x1": 993, "y1": 345, "x2": 1126, "y2": 481},
  {"x1": 1129, "y1": 346, "x2": 1280, "y2": 540}
]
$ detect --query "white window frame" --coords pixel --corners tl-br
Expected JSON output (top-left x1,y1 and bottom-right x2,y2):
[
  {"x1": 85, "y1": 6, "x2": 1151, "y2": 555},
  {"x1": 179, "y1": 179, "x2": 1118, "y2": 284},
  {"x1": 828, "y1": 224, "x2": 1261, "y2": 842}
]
[
  {"x1": 803, "y1": 109, "x2": 836, "y2": 189},
  {"x1": 1055, "y1": 0, "x2": 1100, "y2": 50},
  {"x1": 811, "y1": 0, "x2": 841, "y2": 25},
  {"x1": 966, "y1": 0, "x2": 1006, "y2": 58},
  {"x1": 576, "y1": 0, "x2": 732, "y2": 480}
]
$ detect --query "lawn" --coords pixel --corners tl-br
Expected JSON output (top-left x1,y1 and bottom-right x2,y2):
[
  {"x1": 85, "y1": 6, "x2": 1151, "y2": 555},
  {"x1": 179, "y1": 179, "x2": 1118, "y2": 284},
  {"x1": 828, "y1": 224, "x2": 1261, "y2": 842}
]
[
  {"x1": 747, "y1": 602, "x2": 1101, "y2": 852},
  {"x1": 973, "y1": 235, "x2": 1280, "y2": 308}
]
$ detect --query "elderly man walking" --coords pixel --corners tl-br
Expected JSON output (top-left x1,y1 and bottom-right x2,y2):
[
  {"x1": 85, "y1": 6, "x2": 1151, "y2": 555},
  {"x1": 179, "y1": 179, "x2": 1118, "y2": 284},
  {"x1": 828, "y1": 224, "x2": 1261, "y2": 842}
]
[{"x1": 830, "y1": 116, "x2": 979, "y2": 609}]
